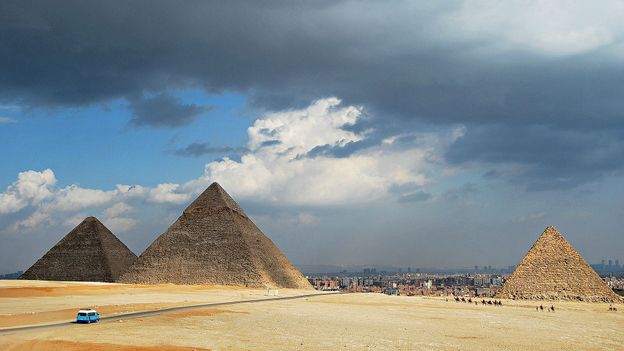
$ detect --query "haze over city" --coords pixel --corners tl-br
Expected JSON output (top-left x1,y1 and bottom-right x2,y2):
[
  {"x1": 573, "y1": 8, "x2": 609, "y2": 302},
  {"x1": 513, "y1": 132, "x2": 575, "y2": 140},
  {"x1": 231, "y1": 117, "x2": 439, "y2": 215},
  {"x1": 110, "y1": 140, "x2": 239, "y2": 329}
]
[{"x1": 2, "y1": 1, "x2": 624, "y2": 274}]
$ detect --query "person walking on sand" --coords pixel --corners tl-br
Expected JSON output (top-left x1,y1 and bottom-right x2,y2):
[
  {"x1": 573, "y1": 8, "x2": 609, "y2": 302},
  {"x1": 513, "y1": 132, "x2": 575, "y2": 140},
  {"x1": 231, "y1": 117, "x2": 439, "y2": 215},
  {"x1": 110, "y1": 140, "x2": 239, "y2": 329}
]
[
  {"x1": 540, "y1": 304, "x2": 544, "y2": 311},
  {"x1": 550, "y1": 305, "x2": 554, "y2": 312}
]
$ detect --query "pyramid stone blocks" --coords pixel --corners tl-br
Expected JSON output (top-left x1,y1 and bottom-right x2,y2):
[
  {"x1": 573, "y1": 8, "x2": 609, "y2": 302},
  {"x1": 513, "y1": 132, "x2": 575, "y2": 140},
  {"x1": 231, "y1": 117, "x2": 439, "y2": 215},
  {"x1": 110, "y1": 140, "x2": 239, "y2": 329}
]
[
  {"x1": 20, "y1": 217, "x2": 137, "y2": 282},
  {"x1": 497, "y1": 226, "x2": 621, "y2": 303},
  {"x1": 119, "y1": 182, "x2": 311, "y2": 289}
]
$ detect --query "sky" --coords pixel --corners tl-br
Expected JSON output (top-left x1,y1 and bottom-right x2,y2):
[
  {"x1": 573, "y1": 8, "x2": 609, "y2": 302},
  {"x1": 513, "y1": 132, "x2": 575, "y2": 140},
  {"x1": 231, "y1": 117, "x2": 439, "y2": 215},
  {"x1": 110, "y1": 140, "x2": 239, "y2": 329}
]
[{"x1": 1, "y1": 0, "x2": 624, "y2": 273}]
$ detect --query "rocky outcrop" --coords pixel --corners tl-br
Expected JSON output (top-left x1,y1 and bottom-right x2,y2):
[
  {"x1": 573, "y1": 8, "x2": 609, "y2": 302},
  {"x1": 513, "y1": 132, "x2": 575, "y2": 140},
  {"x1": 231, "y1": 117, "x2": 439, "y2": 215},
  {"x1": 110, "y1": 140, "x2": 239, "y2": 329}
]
[{"x1": 497, "y1": 226, "x2": 621, "y2": 303}]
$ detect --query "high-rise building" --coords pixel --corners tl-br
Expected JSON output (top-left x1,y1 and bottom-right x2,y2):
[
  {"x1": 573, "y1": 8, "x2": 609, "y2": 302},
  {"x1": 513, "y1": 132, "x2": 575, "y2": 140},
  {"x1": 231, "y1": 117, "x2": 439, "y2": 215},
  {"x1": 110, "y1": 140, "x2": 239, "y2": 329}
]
[
  {"x1": 616, "y1": 260, "x2": 620, "y2": 269},
  {"x1": 609, "y1": 260, "x2": 613, "y2": 267}
]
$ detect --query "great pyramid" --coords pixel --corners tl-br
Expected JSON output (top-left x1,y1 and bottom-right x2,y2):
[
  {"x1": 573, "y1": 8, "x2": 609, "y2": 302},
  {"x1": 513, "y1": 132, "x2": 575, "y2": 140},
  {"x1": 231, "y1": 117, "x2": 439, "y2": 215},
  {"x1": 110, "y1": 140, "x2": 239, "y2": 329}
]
[
  {"x1": 497, "y1": 226, "x2": 621, "y2": 303},
  {"x1": 20, "y1": 217, "x2": 137, "y2": 282},
  {"x1": 118, "y1": 182, "x2": 311, "y2": 289}
]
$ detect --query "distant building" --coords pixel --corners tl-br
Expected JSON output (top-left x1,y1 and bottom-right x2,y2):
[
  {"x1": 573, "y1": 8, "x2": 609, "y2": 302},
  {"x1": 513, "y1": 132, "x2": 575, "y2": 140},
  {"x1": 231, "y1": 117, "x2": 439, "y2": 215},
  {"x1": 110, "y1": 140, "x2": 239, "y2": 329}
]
[
  {"x1": 474, "y1": 276, "x2": 490, "y2": 286},
  {"x1": 384, "y1": 287, "x2": 400, "y2": 296}
]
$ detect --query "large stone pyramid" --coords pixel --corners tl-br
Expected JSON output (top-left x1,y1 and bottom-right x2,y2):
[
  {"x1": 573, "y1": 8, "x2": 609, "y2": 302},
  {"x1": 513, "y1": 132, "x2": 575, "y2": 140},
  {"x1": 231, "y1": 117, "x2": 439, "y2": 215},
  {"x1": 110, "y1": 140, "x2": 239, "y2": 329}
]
[
  {"x1": 119, "y1": 182, "x2": 311, "y2": 288},
  {"x1": 497, "y1": 226, "x2": 621, "y2": 302},
  {"x1": 20, "y1": 217, "x2": 137, "y2": 282}
]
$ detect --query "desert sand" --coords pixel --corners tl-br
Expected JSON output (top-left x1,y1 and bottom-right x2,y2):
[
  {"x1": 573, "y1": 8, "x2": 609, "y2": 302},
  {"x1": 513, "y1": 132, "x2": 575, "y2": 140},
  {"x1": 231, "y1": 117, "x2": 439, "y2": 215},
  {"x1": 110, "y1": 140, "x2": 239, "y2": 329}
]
[{"x1": 1, "y1": 280, "x2": 622, "y2": 350}]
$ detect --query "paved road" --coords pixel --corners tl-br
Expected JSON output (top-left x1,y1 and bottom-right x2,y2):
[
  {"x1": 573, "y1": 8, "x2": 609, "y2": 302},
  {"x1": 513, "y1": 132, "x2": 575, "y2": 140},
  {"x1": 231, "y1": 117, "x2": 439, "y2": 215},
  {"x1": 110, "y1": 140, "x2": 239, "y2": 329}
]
[{"x1": 0, "y1": 291, "x2": 338, "y2": 336}]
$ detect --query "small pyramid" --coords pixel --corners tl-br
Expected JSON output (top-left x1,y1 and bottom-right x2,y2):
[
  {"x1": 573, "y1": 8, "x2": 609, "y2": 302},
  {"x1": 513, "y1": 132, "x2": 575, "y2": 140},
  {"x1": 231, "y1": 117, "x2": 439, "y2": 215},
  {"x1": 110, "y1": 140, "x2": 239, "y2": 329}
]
[
  {"x1": 497, "y1": 226, "x2": 621, "y2": 303},
  {"x1": 119, "y1": 183, "x2": 311, "y2": 289},
  {"x1": 20, "y1": 217, "x2": 137, "y2": 282}
]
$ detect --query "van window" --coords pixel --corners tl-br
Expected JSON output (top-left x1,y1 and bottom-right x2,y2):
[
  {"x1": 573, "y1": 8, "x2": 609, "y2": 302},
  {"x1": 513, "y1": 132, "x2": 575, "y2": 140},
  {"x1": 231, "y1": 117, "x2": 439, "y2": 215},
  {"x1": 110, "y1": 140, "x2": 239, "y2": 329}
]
[
  {"x1": 78, "y1": 313, "x2": 87, "y2": 316},
  {"x1": 88, "y1": 312, "x2": 95, "y2": 316}
]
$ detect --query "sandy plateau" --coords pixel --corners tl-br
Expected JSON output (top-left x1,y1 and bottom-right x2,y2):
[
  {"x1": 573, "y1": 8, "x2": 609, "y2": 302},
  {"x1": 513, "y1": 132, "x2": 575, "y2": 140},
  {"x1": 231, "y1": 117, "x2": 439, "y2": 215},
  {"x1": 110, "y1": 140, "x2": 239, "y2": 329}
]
[{"x1": 0, "y1": 280, "x2": 622, "y2": 351}]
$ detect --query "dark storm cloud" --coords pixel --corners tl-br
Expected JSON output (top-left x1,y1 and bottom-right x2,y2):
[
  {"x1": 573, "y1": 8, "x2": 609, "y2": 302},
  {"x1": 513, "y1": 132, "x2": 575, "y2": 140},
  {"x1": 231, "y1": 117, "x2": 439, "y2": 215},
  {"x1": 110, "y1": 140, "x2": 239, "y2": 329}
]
[
  {"x1": 2, "y1": 1, "x2": 624, "y2": 188},
  {"x1": 128, "y1": 94, "x2": 211, "y2": 128},
  {"x1": 446, "y1": 125, "x2": 624, "y2": 190},
  {"x1": 173, "y1": 142, "x2": 248, "y2": 157}
]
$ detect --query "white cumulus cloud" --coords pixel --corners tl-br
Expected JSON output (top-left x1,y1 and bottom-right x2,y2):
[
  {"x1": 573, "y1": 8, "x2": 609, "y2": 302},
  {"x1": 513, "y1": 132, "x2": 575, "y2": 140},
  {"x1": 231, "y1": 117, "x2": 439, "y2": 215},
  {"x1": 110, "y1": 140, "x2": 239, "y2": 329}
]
[
  {"x1": 184, "y1": 98, "x2": 456, "y2": 205},
  {"x1": 146, "y1": 183, "x2": 190, "y2": 204},
  {"x1": 0, "y1": 171, "x2": 191, "y2": 233},
  {"x1": 101, "y1": 217, "x2": 138, "y2": 233},
  {"x1": 1, "y1": 98, "x2": 461, "y2": 232},
  {"x1": 0, "y1": 169, "x2": 57, "y2": 214},
  {"x1": 103, "y1": 203, "x2": 135, "y2": 218},
  {"x1": 51, "y1": 185, "x2": 117, "y2": 212}
]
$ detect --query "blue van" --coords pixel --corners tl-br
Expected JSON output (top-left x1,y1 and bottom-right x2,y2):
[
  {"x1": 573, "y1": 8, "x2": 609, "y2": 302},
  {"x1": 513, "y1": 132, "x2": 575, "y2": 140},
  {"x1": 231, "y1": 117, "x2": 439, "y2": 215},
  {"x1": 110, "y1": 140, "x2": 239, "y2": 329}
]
[{"x1": 76, "y1": 309, "x2": 100, "y2": 323}]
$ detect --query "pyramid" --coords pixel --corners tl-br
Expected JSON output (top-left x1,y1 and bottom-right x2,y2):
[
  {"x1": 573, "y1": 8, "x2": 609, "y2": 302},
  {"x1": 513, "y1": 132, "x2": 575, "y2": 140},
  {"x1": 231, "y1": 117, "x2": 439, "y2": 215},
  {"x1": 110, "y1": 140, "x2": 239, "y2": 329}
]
[
  {"x1": 119, "y1": 183, "x2": 311, "y2": 289},
  {"x1": 497, "y1": 226, "x2": 621, "y2": 303},
  {"x1": 20, "y1": 217, "x2": 137, "y2": 282}
]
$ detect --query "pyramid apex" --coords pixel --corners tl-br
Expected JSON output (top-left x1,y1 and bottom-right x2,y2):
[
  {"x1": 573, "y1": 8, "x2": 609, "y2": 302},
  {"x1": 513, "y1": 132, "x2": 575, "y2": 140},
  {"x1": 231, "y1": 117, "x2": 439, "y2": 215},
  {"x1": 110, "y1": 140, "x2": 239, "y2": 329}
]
[
  {"x1": 79, "y1": 216, "x2": 106, "y2": 230},
  {"x1": 540, "y1": 225, "x2": 564, "y2": 238},
  {"x1": 207, "y1": 182, "x2": 229, "y2": 195},
  {"x1": 184, "y1": 182, "x2": 245, "y2": 216}
]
